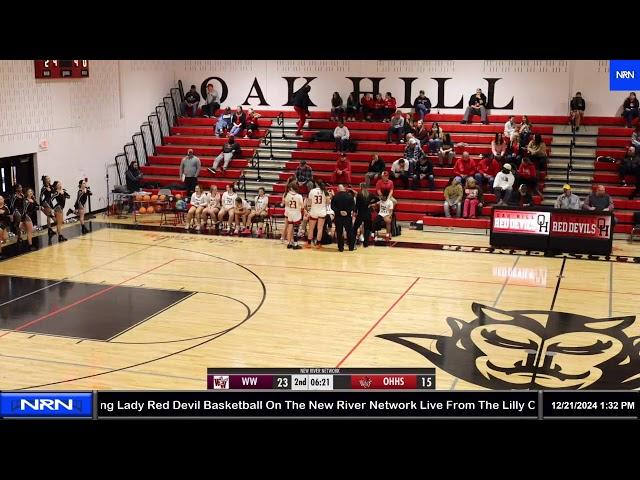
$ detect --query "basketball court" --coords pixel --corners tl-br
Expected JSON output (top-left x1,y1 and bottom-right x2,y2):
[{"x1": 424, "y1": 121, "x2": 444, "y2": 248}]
[{"x1": 1, "y1": 219, "x2": 639, "y2": 391}]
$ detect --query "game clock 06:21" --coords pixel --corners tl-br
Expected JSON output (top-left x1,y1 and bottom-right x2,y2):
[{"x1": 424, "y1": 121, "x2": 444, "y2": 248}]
[{"x1": 34, "y1": 60, "x2": 89, "y2": 79}]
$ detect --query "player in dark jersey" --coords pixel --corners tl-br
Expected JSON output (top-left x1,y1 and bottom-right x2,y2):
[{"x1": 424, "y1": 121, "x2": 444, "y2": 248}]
[
  {"x1": 0, "y1": 196, "x2": 11, "y2": 259},
  {"x1": 51, "y1": 181, "x2": 70, "y2": 242},
  {"x1": 19, "y1": 188, "x2": 39, "y2": 251},
  {"x1": 72, "y1": 179, "x2": 92, "y2": 234},
  {"x1": 9, "y1": 184, "x2": 25, "y2": 241},
  {"x1": 40, "y1": 175, "x2": 56, "y2": 238}
]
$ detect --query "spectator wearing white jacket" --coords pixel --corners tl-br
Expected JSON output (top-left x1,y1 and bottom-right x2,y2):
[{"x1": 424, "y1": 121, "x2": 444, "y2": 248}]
[
  {"x1": 333, "y1": 121, "x2": 350, "y2": 153},
  {"x1": 493, "y1": 163, "x2": 515, "y2": 205}
]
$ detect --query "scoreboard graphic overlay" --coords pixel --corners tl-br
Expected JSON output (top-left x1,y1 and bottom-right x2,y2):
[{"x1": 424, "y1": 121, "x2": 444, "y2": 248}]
[{"x1": 1, "y1": 369, "x2": 638, "y2": 419}]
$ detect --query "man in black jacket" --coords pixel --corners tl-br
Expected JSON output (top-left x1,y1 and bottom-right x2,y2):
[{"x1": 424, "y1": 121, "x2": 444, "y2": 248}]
[
  {"x1": 461, "y1": 88, "x2": 488, "y2": 124},
  {"x1": 293, "y1": 85, "x2": 312, "y2": 136},
  {"x1": 413, "y1": 90, "x2": 432, "y2": 120},
  {"x1": 570, "y1": 91, "x2": 586, "y2": 131},
  {"x1": 181, "y1": 85, "x2": 201, "y2": 117},
  {"x1": 331, "y1": 184, "x2": 356, "y2": 252}
]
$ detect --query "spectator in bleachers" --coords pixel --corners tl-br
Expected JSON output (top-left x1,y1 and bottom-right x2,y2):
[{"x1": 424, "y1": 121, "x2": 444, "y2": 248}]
[
  {"x1": 365, "y1": 154, "x2": 386, "y2": 186},
  {"x1": 463, "y1": 177, "x2": 483, "y2": 219},
  {"x1": 383, "y1": 92, "x2": 397, "y2": 122},
  {"x1": 244, "y1": 108, "x2": 261, "y2": 139},
  {"x1": 632, "y1": 125, "x2": 640, "y2": 149},
  {"x1": 519, "y1": 115, "x2": 532, "y2": 146},
  {"x1": 215, "y1": 107, "x2": 233, "y2": 137},
  {"x1": 179, "y1": 149, "x2": 201, "y2": 197},
  {"x1": 210, "y1": 136, "x2": 241, "y2": 174},
  {"x1": 438, "y1": 133, "x2": 456, "y2": 167},
  {"x1": 331, "y1": 92, "x2": 345, "y2": 122},
  {"x1": 413, "y1": 90, "x2": 432, "y2": 120},
  {"x1": 453, "y1": 151, "x2": 477, "y2": 185},
  {"x1": 508, "y1": 184, "x2": 533, "y2": 207},
  {"x1": 403, "y1": 113, "x2": 417, "y2": 138},
  {"x1": 403, "y1": 135, "x2": 425, "y2": 163},
  {"x1": 413, "y1": 156, "x2": 435, "y2": 190},
  {"x1": 554, "y1": 184, "x2": 581, "y2": 210},
  {"x1": 331, "y1": 154, "x2": 352, "y2": 185},
  {"x1": 293, "y1": 85, "x2": 313, "y2": 136},
  {"x1": 493, "y1": 163, "x2": 515, "y2": 206},
  {"x1": 622, "y1": 92, "x2": 639, "y2": 128},
  {"x1": 415, "y1": 120, "x2": 430, "y2": 147},
  {"x1": 387, "y1": 110, "x2": 405, "y2": 144},
  {"x1": 526, "y1": 133, "x2": 548, "y2": 171},
  {"x1": 505, "y1": 136, "x2": 523, "y2": 168},
  {"x1": 475, "y1": 154, "x2": 501, "y2": 190},
  {"x1": 229, "y1": 106, "x2": 246, "y2": 137},
  {"x1": 517, "y1": 156, "x2": 542, "y2": 197},
  {"x1": 461, "y1": 88, "x2": 488, "y2": 124},
  {"x1": 443, "y1": 177, "x2": 463, "y2": 218},
  {"x1": 202, "y1": 83, "x2": 220, "y2": 118},
  {"x1": 428, "y1": 122, "x2": 444, "y2": 154},
  {"x1": 391, "y1": 158, "x2": 411, "y2": 189},
  {"x1": 375, "y1": 170, "x2": 396, "y2": 205},
  {"x1": 295, "y1": 159, "x2": 314, "y2": 191},
  {"x1": 361, "y1": 93, "x2": 375, "y2": 122},
  {"x1": 125, "y1": 161, "x2": 143, "y2": 193},
  {"x1": 619, "y1": 146, "x2": 640, "y2": 186},
  {"x1": 583, "y1": 185, "x2": 614, "y2": 214},
  {"x1": 570, "y1": 92, "x2": 586, "y2": 131},
  {"x1": 504, "y1": 116, "x2": 518, "y2": 143},
  {"x1": 373, "y1": 93, "x2": 385, "y2": 122},
  {"x1": 180, "y1": 85, "x2": 201, "y2": 118},
  {"x1": 491, "y1": 133, "x2": 507, "y2": 163},
  {"x1": 333, "y1": 120, "x2": 350, "y2": 153},
  {"x1": 346, "y1": 92, "x2": 360, "y2": 121}
]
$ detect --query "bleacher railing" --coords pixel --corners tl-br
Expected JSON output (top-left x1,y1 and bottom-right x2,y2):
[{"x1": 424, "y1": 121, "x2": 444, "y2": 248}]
[
  {"x1": 263, "y1": 130, "x2": 275, "y2": 160},
  {"x1": 250, "y1": 150, "x2": 262, "y2": 182},
  {"x1": 276, "y1": 112, "x2": 285, "y2": 139},
  {"x1": 566, "y1": 121, "x2": 576, "y2": 183}
]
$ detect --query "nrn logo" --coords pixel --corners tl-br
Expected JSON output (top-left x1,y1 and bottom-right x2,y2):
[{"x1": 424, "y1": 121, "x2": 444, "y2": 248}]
[
  {"x1": 610, "y1": 60, "x2": 640, "y2": 90},
  {"x1": 0, "y1": 392, "x2": 93, "y2": 417}
]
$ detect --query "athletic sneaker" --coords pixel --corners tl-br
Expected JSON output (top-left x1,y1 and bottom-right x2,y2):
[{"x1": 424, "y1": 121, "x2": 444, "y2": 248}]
[
  {"x1": 287, "y1": 244, "x2": 293, "y2": 249},
  {"x1": 292, "y1": 244, "x2": 302, "y2": 250}
]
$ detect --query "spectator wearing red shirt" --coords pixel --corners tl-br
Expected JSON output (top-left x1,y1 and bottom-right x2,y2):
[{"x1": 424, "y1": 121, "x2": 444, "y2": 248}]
[
  {"x1": 517, "y1": 156, "x2": 542, "y2": 197},
  {"x1": 373, "y1": 93, "x2": 385, "y2": 122},
  {"x1": 331, "y1": 154, "x2": 352, "y2": 185},
  {"x1": 453, "y1": 152, "x2": 477, "y2": 186},
  {"x1": 382, "y1": 92, "x2": 396, "y2": 122},
  {"x1": 375, "y1": 171, "x2": 396, "y2": 205},
  {"x1": 361, "y1": 93, "x2": 375, "y2": 122},
  {"x1": 474, "y1": 154, "x2": 501, "y2": 189}
]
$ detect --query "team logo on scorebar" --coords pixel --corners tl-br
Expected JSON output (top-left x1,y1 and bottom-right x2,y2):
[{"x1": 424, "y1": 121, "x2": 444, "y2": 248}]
[
  {"x1": 359, "y1": 376, "x2": 373, "y2": 388},
  {"x1": 378, "y1": 303, "x2": 640, "y2": 390},
  {"x1": 213, "y1": 376, "x2": 230, "y2": 389}
]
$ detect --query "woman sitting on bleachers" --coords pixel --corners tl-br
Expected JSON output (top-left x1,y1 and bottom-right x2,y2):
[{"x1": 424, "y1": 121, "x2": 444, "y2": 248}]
[
  {"x1": 505, "y1": 137, "x2": 523, "y2": 168},
  {"x1": 229, "y1": 106, "x2": 246, "y2": 137},
  {"x1": 330, "y1": 92, "x2": 345, "y2": 122},
  {"x1": 491, "y1": 133, "x2": 507, "y2": 163},
  {"x1": 517, "y1": 156, "x2": 542, "y2": 197},
  {"x1": 373, "y1": 93, "x2": 385, "y2": 122},
  {"x1": 215, "y1": 107, "x2": 233, "y2": 137},
  {"x1": 382, "y1": 92, "x2": 397, "y2": 122},
  {"x1": 427, "y1": 122, "x2": 443, "y2": 154},
  {"x1": 526, "y1": 133, "x2": 548, "y2": 171},
  {"x1": 519, "y1": 115, "x2": 532, "y2": 147},
  {"x1": 438, "y1": 133, "x2": 455, "y2": 167},
  {"x1": 244, "y1": 108, "x2": 261, "y2": 139},
  {"x1": 415, "y1": 120, "x2": 430, "y2": 147},
  {"x1": 443, "y1": 177, "x2": 463, "y2": 218},
  {"x1": 462, "y1": 177, "x2": 483, "y2": 219},
  {"x1": 361, "y1": 93, "x2": 375, "y2": 122},
  {"x1": 403, "y1": 113, "x2": 417, "y2": 138},
  {"x1": 346, "y1": 92, "x2": 360, "y2": 122}
]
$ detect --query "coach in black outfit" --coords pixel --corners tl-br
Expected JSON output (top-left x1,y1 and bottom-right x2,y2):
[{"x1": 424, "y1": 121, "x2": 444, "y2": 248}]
[{"x1": 331, "y1": 184, "x2": 356, "y2": 252}]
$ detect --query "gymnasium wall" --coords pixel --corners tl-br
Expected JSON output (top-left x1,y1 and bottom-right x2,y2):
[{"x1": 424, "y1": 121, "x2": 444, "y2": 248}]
[
  {"x1": 175, "y1": 60, "x2": 625, "y2": 117},
  {"x1": 0, "y1": 60, "x2": 176, "y2": 215}
]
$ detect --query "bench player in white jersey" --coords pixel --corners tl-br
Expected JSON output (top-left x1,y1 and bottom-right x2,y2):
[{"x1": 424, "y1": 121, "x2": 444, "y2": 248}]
[
  {"x1": 202, "y1": 185, "x2": 221, "y2": 230},
  {"x1": 375, "y1": 189, "x2": 394, "y2": 239},
  {"x1": 305, "y1": 179, "x2": 329, "y2": 248},
  {"x1": 233, "y1": 196, "x2": 251, "y2": 235},
  {"x1": 186, "y1": 185, "x2": 208, "y2": 230},
  {"x1": 218, "y1": 184, "x2": 238, "y2": 232},
  {"x1": 248, "y1": 187, "x2": 269, "y2": 236},
  {"x1": 284, "y1": 183, "x2": 304, "y2": 249}
]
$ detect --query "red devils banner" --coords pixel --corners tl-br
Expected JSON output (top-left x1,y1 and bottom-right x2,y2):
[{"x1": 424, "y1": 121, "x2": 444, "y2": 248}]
[{"x1": 550, "y1": 212, "x2": 612, "y2": 239}]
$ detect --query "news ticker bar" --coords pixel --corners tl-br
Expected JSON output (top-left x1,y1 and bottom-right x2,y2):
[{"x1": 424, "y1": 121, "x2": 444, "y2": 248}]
[{"x1": 0, "y1": 391, "x2": 638, "y2": 419}]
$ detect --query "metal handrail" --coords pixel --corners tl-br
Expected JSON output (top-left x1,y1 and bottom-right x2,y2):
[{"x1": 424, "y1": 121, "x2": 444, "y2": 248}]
[
  {"x1": 263, "y1": 130, "x2": 274, "y2": 160},
  {"x1": 251, "y1": 150, "x2": 262, "y2": 182},
  {"x1": 276, "y1": 112, "x2": 285, "y2": 139},
  {"x1": 238, "y1": 172, "x2": 247, "y2": 200},
  {"x1": 566, "y1": 123, "x2": 576, "y2": 183}
]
